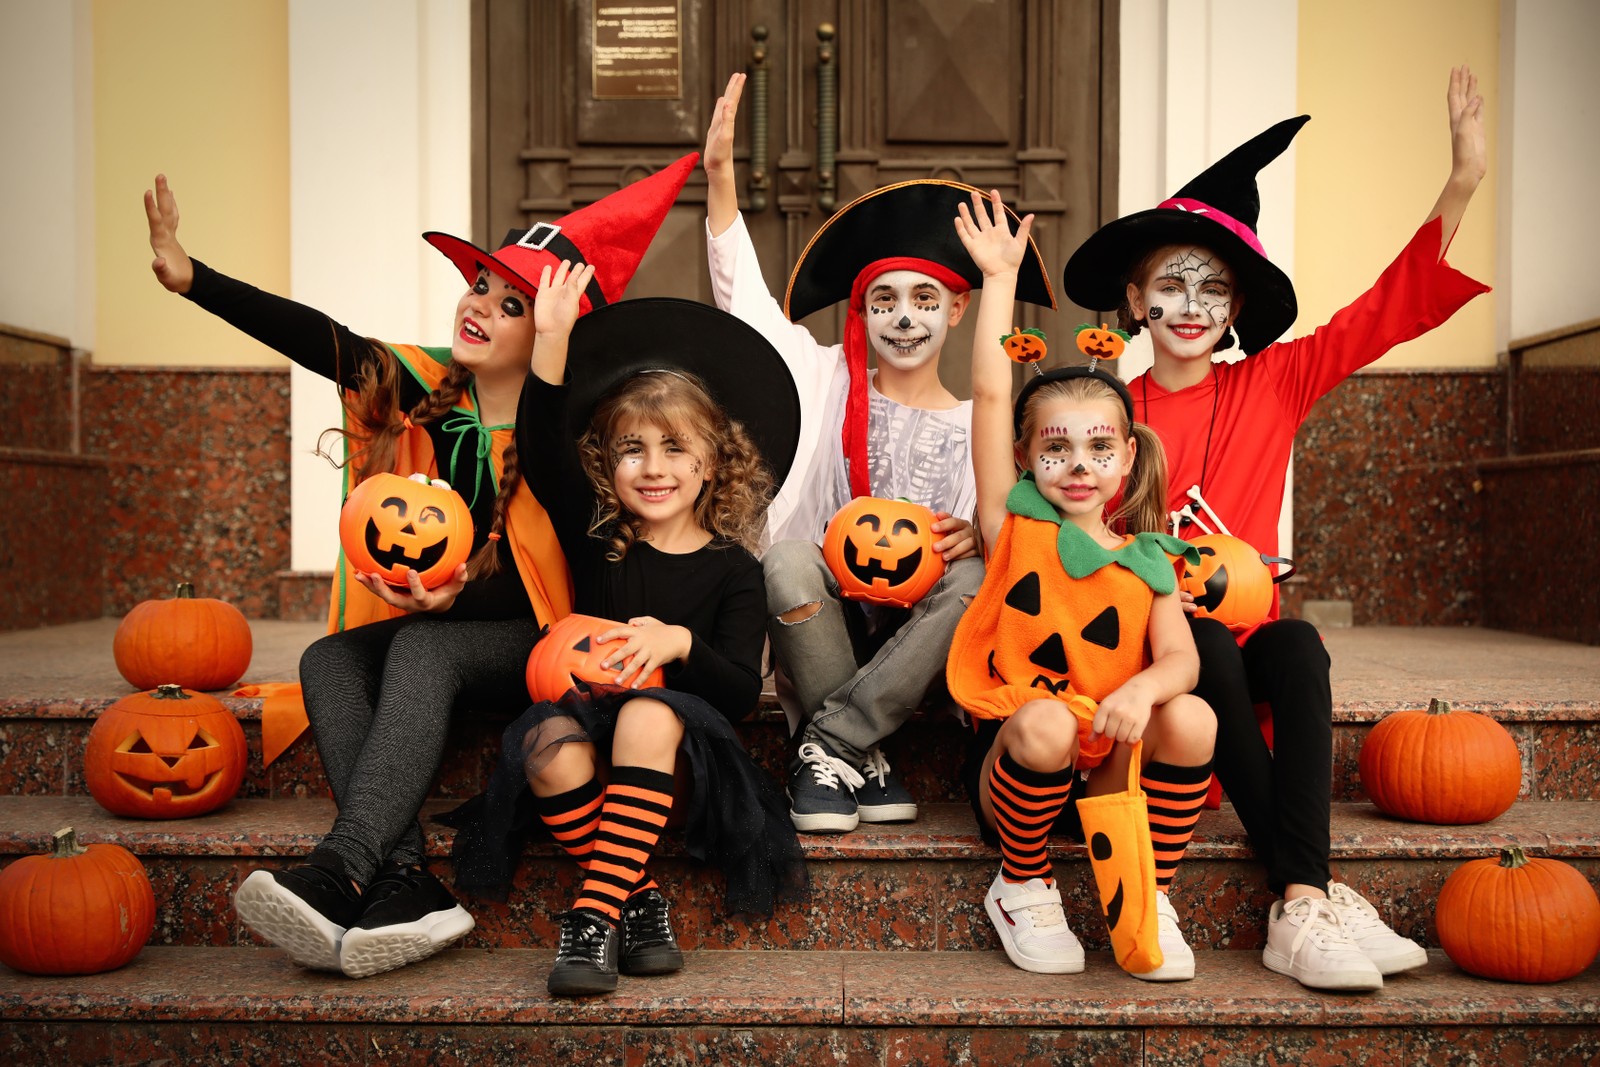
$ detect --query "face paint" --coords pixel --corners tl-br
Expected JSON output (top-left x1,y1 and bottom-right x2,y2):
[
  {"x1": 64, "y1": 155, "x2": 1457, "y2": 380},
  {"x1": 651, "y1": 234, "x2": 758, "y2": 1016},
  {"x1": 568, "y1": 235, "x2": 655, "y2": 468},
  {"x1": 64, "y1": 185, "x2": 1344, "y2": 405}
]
[
  {"x1": 1134, "y1": 246, "x2": 1237, "y2": 359},
  {"x1": 1148, "y1": 306, "x2": 1163, "y2": 320},
  {"x1": 864, "y1": 269, "x2": 954, "y2": 372},
  {"x1": 1025, "y1": 397, "x2": 1134, "y2": 530}
]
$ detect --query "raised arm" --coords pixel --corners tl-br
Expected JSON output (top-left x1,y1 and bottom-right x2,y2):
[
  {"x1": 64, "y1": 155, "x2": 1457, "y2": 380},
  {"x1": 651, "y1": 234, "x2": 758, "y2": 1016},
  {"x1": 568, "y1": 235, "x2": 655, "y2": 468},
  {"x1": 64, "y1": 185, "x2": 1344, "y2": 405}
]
[
  {"x1": 954, "y1": 189, "x2": 1034, "y2": 550},
  {"x1": 1424, "y1": 64, "x2": 1487, "y2": 259},
  {"x1": 145, "y1": 174, "x2": 195, "y2": 294},
  {"x1": 704, "y1": 73, "x2": 745, "y2": 239},
  {"x1": 529, "y1": 259, "x2": 597, "y2": 384}
]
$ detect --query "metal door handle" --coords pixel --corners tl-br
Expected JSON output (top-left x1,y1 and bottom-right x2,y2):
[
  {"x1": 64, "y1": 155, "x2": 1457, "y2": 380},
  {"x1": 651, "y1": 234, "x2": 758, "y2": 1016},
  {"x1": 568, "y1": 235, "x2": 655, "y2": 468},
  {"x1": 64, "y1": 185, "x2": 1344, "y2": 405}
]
[
  {"x1": 747, "y1": 25, "x2": 771, "y2": 212},
  {"x1": 815, "y1": 23, "x2": 837, "y2": 213}
]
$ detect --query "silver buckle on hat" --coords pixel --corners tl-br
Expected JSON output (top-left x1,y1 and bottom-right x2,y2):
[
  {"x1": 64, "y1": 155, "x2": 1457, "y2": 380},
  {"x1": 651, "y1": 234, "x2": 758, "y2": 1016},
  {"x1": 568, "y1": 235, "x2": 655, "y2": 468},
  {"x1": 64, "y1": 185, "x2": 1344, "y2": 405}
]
[{"x1": 516, "y1": 222, "x2": 562, "y2": 251}]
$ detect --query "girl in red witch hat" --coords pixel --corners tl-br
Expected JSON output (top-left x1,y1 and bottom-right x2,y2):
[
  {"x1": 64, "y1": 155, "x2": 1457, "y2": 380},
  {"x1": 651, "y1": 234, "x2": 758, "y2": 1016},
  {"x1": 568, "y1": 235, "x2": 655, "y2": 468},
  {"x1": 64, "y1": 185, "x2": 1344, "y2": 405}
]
[
  {"x1": 144, "y1": 155, "x2": 696, "y2": 979},
  {"x1": 1060, "y1": 66, "x2": 1490, "y2": 992}
]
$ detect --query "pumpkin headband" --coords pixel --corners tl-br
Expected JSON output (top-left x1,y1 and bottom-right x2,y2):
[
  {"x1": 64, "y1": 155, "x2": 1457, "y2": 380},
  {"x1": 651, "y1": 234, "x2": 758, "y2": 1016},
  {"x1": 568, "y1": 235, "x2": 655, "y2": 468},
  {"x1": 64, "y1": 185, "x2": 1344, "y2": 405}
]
[
  {"x1": 423, "y1": 153, "x2": 698, "y2": 318},
  {"x1": 1061, "y1": 116, "x2": 1308, "y2": 355},
  {"x1": 1012, "y1": 366, "x2": 1135, "y2": 440}
]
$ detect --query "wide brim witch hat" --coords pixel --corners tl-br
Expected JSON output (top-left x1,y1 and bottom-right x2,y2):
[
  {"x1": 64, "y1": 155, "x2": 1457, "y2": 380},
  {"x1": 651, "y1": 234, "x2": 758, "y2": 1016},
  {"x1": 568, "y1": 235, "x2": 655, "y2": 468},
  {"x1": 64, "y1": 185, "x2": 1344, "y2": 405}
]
[
  {"x1": 1062, "y1": 117, "x2": 1308, "y2": 355},
  {"x1": 561, "y1": 297, "x2": 803, "y2": 487},
  {"x1": 784, "y1": 179, "x2": 1057, "y2": 320},
  {"x1": 424, "y1": 153, "x2": 699, "y2": 317}
]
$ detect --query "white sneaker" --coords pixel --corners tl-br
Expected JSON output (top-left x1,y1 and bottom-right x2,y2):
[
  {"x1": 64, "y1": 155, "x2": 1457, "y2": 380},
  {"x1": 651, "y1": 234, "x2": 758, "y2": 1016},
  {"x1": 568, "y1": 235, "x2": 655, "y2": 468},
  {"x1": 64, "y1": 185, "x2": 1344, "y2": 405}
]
[
  {"x1": 1326, "y1": 882, "x2": 1428, "y2": 975},
  {"x1": 1263, "y1": 895, "x2": 1383, "y2": 991},
  {"x1": 1130, "y1": 892, "x2": 1195, "y2": 981},
  {"x1": 985, "y1": 871, "x2": 1085, "y2": 974}
]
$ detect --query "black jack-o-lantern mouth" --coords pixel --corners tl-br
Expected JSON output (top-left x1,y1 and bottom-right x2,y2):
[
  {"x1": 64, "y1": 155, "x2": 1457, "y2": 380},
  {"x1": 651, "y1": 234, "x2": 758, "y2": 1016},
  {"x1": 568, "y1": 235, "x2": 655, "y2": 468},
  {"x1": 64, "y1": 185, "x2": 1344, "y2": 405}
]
[
  {"x1": 1090, "y1": 831, "x2": 1125, "y2": 928},
  {"x1": 364, "y1": 516, "x2": 451, "y2": 574},
  {"x1": 1188, "y1": 546, "x2": 1229, "y2": 614},
  {"x1": 111, "y1": 730, "x2": 226, "y2": 800},
  {"x1": 842, "y1": 538, "x2": 924, "y2": 588},
  {"x1": 1082, "y1": 343, "x2": 1116, "y2": 360}
]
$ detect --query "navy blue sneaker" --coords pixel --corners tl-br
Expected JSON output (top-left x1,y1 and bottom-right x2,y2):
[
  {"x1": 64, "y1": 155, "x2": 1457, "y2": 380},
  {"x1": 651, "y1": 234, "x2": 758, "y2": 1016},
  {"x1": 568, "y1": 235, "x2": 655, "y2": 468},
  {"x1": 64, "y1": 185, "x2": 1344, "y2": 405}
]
[
  {"x1": 787, "y1": 740, "x2": 864, "y2": 833},
  {"x1": 855, "y1": 747, "x2": 918, "y2": 823}
]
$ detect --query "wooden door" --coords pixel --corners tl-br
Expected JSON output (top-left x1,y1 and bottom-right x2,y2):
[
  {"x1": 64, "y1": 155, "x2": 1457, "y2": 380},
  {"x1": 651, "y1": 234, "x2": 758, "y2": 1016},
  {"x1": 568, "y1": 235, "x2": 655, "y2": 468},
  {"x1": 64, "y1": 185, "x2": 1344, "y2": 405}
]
[{"x1": 474, "y1": 0, "x2": 1118, "y2": 397}]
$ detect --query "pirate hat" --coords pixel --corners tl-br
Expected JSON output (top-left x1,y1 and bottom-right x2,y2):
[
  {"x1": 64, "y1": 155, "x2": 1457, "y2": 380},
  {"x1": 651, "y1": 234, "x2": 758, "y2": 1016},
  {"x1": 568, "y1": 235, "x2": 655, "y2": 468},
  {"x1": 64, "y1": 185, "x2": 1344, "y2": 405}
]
[
  {"x1": 1062, "y1": 116, "x2": 1308, "y2": 354},
  {"x1": 562, "y1": 298, "x2": 802, "y2": 487},
  {"x1": 784, "y1": 179, "x2": 1056, "y2": 320},
  {"x1": 424, "y1": 153, "x2": 698, "y2": 317}
]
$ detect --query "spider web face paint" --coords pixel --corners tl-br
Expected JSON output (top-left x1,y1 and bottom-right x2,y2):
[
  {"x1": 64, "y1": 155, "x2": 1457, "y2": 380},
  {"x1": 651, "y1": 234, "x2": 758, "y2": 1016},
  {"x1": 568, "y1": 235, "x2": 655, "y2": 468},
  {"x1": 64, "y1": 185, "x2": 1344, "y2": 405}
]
[{"x1": 1136, "y1": 246, "x2": 1236, "y2": 358}]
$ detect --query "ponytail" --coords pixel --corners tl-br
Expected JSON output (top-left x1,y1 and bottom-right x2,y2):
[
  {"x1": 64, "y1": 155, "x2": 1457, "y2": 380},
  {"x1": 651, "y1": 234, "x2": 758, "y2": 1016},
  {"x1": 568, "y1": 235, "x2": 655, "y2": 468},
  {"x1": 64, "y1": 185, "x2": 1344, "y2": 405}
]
[
  {"x1": 465, "y1": 435, "x2": 519, "y2": 580},
  {"x1": 1106, "y1": 423, "x2": 1170, "y2": 536}
]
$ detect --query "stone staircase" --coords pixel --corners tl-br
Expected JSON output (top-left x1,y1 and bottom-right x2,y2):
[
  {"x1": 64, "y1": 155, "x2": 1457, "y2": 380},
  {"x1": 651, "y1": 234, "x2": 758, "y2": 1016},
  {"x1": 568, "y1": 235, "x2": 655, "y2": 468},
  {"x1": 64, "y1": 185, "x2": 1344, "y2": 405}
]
[{"x1": 2, "y1": 622, "x2": 1598, "y2": 1064}]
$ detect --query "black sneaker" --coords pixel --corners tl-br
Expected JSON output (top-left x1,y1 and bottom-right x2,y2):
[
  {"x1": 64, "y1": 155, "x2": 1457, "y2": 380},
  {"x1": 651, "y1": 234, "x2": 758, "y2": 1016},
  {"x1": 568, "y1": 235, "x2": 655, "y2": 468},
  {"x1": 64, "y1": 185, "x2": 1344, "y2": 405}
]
[
  {"x1": 234, "y1": 857, "x2": 363, "y2": 972},
  {"x1": 338, "y1": 862, "x2": 476, "y2": 978},
  {"x1": 619, "y1": 888, "x2": 684, "y2": 976},
  {"x1": 856, "y1": 747, "x2": 918, "y2": 823},
  {"x1": 788, "y1": 740, "x2": 863, "y2": 833},
  {"x1": 547, "y1": 909, "x2": 620, "y2": 996}
]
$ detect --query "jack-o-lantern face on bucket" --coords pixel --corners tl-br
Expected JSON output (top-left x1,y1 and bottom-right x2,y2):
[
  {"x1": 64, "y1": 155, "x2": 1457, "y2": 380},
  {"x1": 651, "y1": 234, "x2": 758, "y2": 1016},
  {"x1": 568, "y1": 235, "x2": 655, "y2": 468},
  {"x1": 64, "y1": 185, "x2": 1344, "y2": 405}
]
[
  {"x1": 1177, "y1": 534, "x2": 1295, "y2": 632},
  {"x1": 822, "y1": 497, "x2": 946, "y2": 608},
  {"x1": 84, "y1": 685, "x2": 248, "y2": 819},
  {"x1": 1073, "y1": 323, "x2": 1129, "y2": 364},
  {"x1": 339, "y1": 472, "x2": 475, "y2": 588},
  {"x1": 525, "y1": 614, "x2": 667, "y2": 704}
]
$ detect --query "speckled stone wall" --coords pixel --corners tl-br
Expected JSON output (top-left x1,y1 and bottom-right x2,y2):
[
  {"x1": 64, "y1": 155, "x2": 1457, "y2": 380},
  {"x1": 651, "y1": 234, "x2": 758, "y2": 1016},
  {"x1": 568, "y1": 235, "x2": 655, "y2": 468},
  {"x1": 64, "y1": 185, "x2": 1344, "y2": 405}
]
[
  {"x1": 1516, "y1": 365, "x2": 1600, "y2": 453},
  {"x1": 0, "y1": 328, "x2": 76, "y2": 452},
  {"x1": 1479, "y1": 452, "x2": 1600, "y2": 645},
  {"x1": 0, "y1": 451, "x2": 108, "y2": 629},
  {"x1": 81, "y1": 366, "x2": 292, "y2": 618},
  {"x1": 1292, "y1": 369, "x2": 1504, "y2": 626}
]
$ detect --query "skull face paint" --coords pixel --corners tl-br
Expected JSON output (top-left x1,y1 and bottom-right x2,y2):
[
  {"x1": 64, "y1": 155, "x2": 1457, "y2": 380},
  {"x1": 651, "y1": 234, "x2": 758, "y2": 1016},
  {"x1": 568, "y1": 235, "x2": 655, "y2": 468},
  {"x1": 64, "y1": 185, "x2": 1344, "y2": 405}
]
[
  {"x1": 863, "y1": 270, "x2": 957, "y2": 372},
  {"x1": 1130, "y1": 246, "x2": 1237, "y2": 359}
]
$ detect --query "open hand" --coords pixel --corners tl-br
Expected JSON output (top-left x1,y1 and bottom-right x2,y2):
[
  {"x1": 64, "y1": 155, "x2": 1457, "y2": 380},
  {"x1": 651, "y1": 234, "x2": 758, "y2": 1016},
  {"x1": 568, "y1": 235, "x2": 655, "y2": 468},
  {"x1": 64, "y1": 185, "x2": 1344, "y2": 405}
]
[
  {"x1": 1447, "y1": 64, "x2": 1486, "y2": 187},
  {"x1": 954, "y1": 188, "x2": 1034, "y2": 280},
  {"x1": 703, "y1": 72, "x2": 745, "y2": 178},
  {"x1": 355, "y1": 564, "x2": 467, "y2": 614},
  {"x1": 144, "y1": 174, "x2": 194, "y2": 294},
  {"x1": 532, "y1": 260, "x2": 596, "y2": 338},
  {"x1": 596, "y1": 615, "x2": 692, "y2": 688}
]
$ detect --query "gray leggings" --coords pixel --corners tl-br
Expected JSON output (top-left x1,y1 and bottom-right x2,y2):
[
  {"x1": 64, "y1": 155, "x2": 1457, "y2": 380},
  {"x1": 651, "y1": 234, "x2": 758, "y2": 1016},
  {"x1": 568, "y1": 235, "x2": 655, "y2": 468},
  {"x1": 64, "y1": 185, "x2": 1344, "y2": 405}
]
[{"x1": 299, "y1": 614, "x2": 538, "y2": 885}]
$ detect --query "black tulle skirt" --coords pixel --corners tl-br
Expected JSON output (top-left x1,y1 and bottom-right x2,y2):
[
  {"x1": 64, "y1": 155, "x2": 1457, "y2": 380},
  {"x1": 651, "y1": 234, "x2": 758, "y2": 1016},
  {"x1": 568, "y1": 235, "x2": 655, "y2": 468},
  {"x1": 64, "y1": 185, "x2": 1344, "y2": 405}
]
[{"x1": 439, "y1": 682, "x2": 808, "y2": 917}]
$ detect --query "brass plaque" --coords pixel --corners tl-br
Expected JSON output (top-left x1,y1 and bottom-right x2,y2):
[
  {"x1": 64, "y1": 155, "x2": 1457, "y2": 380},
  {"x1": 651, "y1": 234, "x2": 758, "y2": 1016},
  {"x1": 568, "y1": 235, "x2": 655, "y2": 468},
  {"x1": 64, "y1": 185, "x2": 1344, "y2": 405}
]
[{"x1": 592, "y1": 1, "x2": 683, "y2": 100}]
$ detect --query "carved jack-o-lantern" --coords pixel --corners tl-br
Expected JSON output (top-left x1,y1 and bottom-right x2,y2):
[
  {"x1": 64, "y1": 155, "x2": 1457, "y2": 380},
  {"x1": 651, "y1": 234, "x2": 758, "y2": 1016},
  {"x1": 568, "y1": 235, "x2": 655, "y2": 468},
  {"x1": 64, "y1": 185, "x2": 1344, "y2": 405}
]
[
  {"x1": 525, "y1": 614, "x2": 666, "y2": 704},
  {"x1": 339, "y1": 472, "x2": 475, "y2": 589},
  {"x1": 1074, "y1": 323, "x2": 1129, "y2": 363},
  {"x1": 1177, "y1": 534, "x2": 1295, "y2": 632},
  {"x1": 85, "y1": 685, "x2": 248, "y2": 819},
  {"x1": 1001, "y1": 326, "x2": 1049, "y2": 365},
  {"x1": 822, "y1": 497, "x2": 947, "y2": 608}
]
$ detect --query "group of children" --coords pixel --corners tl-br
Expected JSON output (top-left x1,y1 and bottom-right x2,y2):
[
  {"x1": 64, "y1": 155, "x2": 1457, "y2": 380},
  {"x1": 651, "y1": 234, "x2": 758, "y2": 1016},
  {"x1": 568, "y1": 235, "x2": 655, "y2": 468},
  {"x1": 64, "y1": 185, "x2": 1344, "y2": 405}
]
[{"x1": 144, "y1": 64, "x2": 1487, "y2": 997}]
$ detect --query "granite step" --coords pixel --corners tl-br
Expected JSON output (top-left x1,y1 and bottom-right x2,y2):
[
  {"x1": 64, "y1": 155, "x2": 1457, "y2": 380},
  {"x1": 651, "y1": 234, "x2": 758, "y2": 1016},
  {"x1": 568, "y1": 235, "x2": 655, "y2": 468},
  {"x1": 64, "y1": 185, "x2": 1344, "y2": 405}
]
[
  {"x1": 2, "y1": 945, "x2": 1596, "y2": 1065},
  {"x1": 3, "y1": 794, "x2": 1596, "y2": 958}
]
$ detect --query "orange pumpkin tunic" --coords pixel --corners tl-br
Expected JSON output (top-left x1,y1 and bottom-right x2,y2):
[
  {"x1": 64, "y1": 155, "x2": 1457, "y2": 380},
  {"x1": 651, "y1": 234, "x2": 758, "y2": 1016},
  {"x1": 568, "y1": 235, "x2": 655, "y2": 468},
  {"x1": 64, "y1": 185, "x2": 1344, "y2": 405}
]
[{"x1": 947, "y1": 476, "x2": 1196, "y2": 765}]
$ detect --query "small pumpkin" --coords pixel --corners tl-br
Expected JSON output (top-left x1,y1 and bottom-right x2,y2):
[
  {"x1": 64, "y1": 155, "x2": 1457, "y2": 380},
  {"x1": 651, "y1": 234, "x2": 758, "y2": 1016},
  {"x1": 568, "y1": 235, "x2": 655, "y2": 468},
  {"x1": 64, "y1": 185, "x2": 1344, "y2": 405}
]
[
  {"x1": 113, "y1": 581, "x2": 253, "y2": 692},
  {"x1": 0, "y1": 827, "x2": 156, "y2": 975},
  {"x1": 339, "y1": 472, "x2": 475, "y2": 589},
  {"x1": 1176, "y1": 534, "x2": 1294, "y2": 632},
  {"x1": 525, "y1": 613, "x2": 666, "y2": 704},
  {"x1": 1001, "y1": 326, "x2": 1049, "y2": 364},
  {"x1": 1436, "y1": 846, "x2": 1600, "y2": 983},
  {"x1": 1358, "y1": 697, "x2": 1521, "y2": 824},
  {"x1": 1073, "y1": 323, "x2": 1130, "y2": 363},
  {"x1": 85, "y1": 684, "x2": 249, "y2": 819},
  {"x1": 821, "y1": 497, "x2": 946, "y2": 608}
]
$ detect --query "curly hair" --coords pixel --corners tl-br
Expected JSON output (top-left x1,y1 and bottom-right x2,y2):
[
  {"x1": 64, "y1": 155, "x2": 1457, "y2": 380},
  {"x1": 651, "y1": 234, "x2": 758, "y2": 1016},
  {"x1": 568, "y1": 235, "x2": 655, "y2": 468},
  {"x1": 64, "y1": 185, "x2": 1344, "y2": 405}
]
[
  {"x1": 578, "y1": 371, "x2": 774, "y2": 560},
  {"x1": 1015, "y1": 374, "x2": 1170, "y2": 536}
]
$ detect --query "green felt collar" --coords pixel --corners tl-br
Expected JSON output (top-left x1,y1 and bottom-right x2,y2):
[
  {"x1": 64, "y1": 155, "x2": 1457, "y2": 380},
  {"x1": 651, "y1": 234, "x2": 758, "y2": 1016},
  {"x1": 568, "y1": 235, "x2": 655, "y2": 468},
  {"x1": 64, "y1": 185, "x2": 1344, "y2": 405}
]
[{"x1": 1006, "y1": 476, "x2": 1199, "y2": 595}]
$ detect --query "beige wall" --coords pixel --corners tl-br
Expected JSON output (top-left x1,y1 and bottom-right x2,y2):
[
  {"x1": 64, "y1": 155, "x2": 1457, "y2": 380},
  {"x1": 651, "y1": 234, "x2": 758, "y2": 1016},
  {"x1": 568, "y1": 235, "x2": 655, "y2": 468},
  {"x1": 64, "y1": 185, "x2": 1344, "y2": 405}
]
[
  {"x1": 92, "y1": 0, "x2": 289, "y2": 367},
  {"x1": 1295, "y1": 0, "x2": 1500, "y2": 368}
]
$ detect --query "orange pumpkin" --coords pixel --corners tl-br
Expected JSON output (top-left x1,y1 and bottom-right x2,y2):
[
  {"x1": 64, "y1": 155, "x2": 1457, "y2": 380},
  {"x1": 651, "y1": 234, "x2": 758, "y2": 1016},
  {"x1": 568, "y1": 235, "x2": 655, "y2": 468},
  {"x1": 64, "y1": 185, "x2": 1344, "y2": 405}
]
[
  {"x1": 1001, "y1": 326, "x2": 1049, "y2": 365},
  {"x1": 1436, "y1": 846, "x2": 1600, "y2": 983},
  {"x1": 339, "y1": 472, "x2": 475, "y2": 589},
  {"x1": 112, "y1": 581, "x2": 253, "y2": 692},
  {"x1": 1176, "y1": 534, "x2": 1294, "y2": 632},
  {"x1": 821, "y1": 497, "x2": 946, "y2": 607},
  {"x1": 85, "y1": 684, "x2": 248, "y2": 819},
  {"x1": 525, "y1": 613, "x2": 666, "y2": 704},
  {"x1": 1358, "y1": 697, "x2": 1521, "y2": 824},
  {"x1": 0, "y1": 827, "x2": 155, "y2": 975},
  {"x1": 1073, "y1": 323, "x2": 1129, "y2": 363}
]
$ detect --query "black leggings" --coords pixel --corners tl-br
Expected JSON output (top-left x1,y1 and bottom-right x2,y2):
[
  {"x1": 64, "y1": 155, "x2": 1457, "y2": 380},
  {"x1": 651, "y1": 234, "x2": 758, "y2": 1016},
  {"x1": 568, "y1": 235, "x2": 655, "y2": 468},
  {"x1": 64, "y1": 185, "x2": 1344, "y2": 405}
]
[
  {"x1": 1189, "y1": 617, "x2": 1332, "y2": 894},
  {"x1": 299, "y1": 614, "x2": 537, "y2": 885}
]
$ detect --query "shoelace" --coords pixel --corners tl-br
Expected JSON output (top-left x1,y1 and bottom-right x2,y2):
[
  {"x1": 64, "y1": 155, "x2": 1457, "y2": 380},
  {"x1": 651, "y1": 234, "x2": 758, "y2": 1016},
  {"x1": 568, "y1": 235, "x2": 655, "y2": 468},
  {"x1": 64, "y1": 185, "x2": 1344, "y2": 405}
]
[
  {"x1": 999, "y1": 883, "x2": 1069, "y2": 932},
  {"x1": 1325, "y1": 882, "x2": 1385, "y2": 936},
  {"x1": 797, "y1": 742, "x2": 866, "y2": 791},
  {"x1": 623, "y1": 894, "x2": 676, "y2": 945},
  {"x1": 860, "y1": 748, "x2": 893, "y2": 789},
  {"x1": 1286, "y1": 898, "x2": 1356, "y2": 957},
  {"x1": 555, "y1": 913, "x2": 612, "y2": 964}
]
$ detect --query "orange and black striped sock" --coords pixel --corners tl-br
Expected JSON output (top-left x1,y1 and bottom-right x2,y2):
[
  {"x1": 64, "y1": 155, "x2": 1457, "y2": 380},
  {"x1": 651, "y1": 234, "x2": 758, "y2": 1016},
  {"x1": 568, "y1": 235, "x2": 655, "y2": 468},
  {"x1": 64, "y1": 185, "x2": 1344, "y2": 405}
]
[
  {"x1": 988, "y1": 752, "x2": 1075, "y2": 885},
  {"x1": 1141, "y1": 760, "x2": 1212, "y2": 892},
  {"x1": 534, "y1": 776, "x2": 605, "y2": 868},
  {"x1": 572, "y1": 765, "x2": 675, "y2": 921}
]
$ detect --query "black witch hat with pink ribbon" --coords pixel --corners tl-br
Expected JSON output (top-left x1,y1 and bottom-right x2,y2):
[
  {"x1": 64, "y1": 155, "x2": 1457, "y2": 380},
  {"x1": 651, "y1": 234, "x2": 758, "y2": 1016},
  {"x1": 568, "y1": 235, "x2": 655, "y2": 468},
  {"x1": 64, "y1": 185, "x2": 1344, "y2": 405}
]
[{"x1": 1062, "y1": 116, "x2": 1309, "y2": 355}]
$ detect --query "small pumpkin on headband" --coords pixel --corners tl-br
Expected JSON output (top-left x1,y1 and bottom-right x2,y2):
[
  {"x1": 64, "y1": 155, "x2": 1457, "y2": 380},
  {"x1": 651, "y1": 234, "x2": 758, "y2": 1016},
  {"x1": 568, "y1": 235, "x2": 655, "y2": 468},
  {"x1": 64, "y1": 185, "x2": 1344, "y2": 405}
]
[
  {"x1": 1001, "y1": 326, "x2": 1049, "y2": 365},
  {"x1": 822, "y1": 497, "x2": 946, "y2": 608},
  {"x1": 1074, "y1": 323, "x2": 1130, "y2": 364},
  {"x1": 338, "y1": 472, "x2": 475, "y2": 589}
]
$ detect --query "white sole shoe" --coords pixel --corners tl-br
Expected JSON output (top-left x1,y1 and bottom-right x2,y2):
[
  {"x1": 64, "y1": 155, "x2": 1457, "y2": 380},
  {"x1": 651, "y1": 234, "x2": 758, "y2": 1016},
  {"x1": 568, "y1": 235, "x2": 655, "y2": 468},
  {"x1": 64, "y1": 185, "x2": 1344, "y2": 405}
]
[
  {"x1": 339, "y1": 904, "x2": 475, "y2": 978},
  {"x1": 985, "y1": 874, "x2": 1085, "y2": 974},
  {"x1": 789, "y1": 807, "x2": 859, "y2": 833},
  {"x1": 856, "y1": 801, "x2": 918, "y2": 823},
  {"x1": 1130, "y1": 895, "x2": 1195, "y2": 982},
  {"x1": 234, "y1": 869, "x2": 345, "y2": 972}
]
